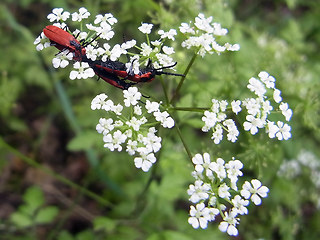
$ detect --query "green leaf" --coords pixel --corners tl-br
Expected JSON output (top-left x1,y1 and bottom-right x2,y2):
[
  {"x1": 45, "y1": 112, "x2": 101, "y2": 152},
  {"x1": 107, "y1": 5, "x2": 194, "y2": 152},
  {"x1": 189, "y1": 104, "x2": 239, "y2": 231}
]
[
  {"x1": 35, "y1": 206, "x2": 59, "y2": 224},
  {"x1": 57, "y1": 231, "x2": 74, "y2": 240},
  {"x1": 23, "y1": 186, "x2": 44, "y2": 211},
  {"x1": 67, "y1": 131, "x2": 101, "y2": 151},
  {"x1": 93, "y1": 216, "x2": 117, "y2": 232},
  {"x1": 75, "y1": 230, "x2": 95, "y2": 240},
  {"x1": 10, "y1": 212, "x2": 32, "y2": 228}
]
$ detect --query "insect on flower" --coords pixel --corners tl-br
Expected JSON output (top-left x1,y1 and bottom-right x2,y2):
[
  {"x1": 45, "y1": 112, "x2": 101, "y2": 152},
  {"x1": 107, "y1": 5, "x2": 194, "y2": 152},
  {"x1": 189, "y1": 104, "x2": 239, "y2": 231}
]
[
  {"x1": 83, "y1": 57, "x2": 136, "y2": 90},
  {"x1": 43, "y1": 25, "x2": 98, "y2": 61},
  {"x1": 83, "y1": 56, "x2": 185, "y2": 89}
]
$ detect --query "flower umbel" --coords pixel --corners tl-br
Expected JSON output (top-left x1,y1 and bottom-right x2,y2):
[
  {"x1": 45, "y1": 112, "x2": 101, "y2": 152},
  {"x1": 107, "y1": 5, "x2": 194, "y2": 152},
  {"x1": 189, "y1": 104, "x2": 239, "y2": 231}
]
[
  {"x1": 179, "y1": 13, "x2": 240, "y2": 57},
  {"x1": 91, "y1": 87, "x2": 175, "y2": 172},
  {"x1": 188, "y1": 152, "x2": 269, "y2": 236}
]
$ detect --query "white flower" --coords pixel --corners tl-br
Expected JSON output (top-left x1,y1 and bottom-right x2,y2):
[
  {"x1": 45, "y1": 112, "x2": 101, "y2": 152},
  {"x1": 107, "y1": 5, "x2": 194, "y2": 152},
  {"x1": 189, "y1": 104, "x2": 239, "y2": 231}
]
[
  {"x1": 275, "y1": 121, "x2": 291, "y2": 140},
  {"x1": 179, "y1": 22, "x2": 195, "y2": 34},
  {"x1": 267, "y1": 121, "x2": 291, "y2": 140},
  {"x1": 96, "y1": 22, "x2": 115, "y2": 40},
  {"x1": 180, "y1": 14, "x2": 239, "y2": 57},
  {"x1": 212, "y1": 22, "x2": 228, "y2": 36},
  {"x1": 262, "y1": 100, "x2": 273, "y2": 117},
  {"x1": 240, "y1": 179, "x2": 269, "y2": 205},
  {"x1": 96, "y1": 118, "x2": 114, "y2": 135},
  {"x1": 134, "y1": 105, "x2": 142, "y2": 115},
  {"x1": 138, "y1": 23, "x2": 153, "y2": 34},
  {"x1": 210, "y1": 157, "x2": 226, "y2": 180},
  {"x1": 162, "y1": 116, "x2": 174, "y2": 128},
  {"x1": 111, "y1": 104, "x2": 124, "y2": 115},
  {"x1": 123, "y1": 87, "x2": 142, "y2": 107},
  {"x1": 259, "y1": 71, "x2": 275, "y2": 89},
  {"x1": 153, "y1": 111, "x2": 175, "y2": 128},
  {"x1": 52, "y1": 51, "x2": 73, "y2": 68},
  {"x1": 85, "y1": 45, "x2": 98, "y2": 61},
  {"x1": 273, "y1": 89, "x2": 282, "y2": 103},
  {"x1": 91, "y1": 93, "x2": 109, "y2": 110},
  {"x1": 218, "y1": 210, "x2": 239, "y2": 236},
  {"x1": 142, "y1": 129, "x2": 162, "y2": 153},
  {"x1": 218, "y1": 183, "x2": 231, "y2": 199},
  {"x1": 243, "y1": 115, "x2": 264, "y2": 135},
  {"x1": 192, "y1": 153, "x2": 214, "y2": 178},
  {"x1": 134, "y1": 150, "x2": 156, "y2": 172},
  {"x1": 158, "y1": 29, "x2": 177, "y2": 40},
  {"x1": 162, "y1": 46, "x2": 175, "y2": 55},
  {"x1": 225, "y1": 159, "x2": 243, "y2": 184},
  {"x1": 107, "y1": 43, "x2": 126, "y2": 60},
  {"x1": 140, "y1": 42, "x2": 153, "y2": 57},
  {"x1": 126, "y1": 140, "x2": 138, "y2": 155},
  {"x1": 69, "y1": 62, "x2": 95, "y2": 80},
  {"x1": 94, "y1": 13, "x2": 117, "y2": 25},
  {"x1": 188, "y1": 203, "x2": 211, "y2": 229},
  {"x1": 155, "y1": 53, "x2": 175, "y2": 68},
  {"x1": 103, "y1": 130, "x2": 127, "y2": 152},
  {"x1": 126, "y1": 117, "x2": 143, "y2": 131},
  {"x1": 232, "y1": 195, "x2": 249, "y2": 215},
  {"x1": 279, "y1": 102, "x2": 293, "y2": 121},
  {"x1": 223, "y1": 119, "x2": 239, "y2": 143},
  {"x1": 72, "y1": 7, "x2": 90, "y2": 22},
  {"x1": 211, "y1": 124, "x2": 223, "y2": 144},
  {"x1": 97, "y1": 43, "x2": 111, "y2": 60},
  {"x1": 145, "y1": 101, "x2": 160, "y2": 113},
  {"x1": 202, "y1": 111, "x2": 217, "y2": 132},
  {"x1": 187, "y1": 180, "x2": 211, "y2": 203},
  {"x1": 231, "y1": 100, "x2": 242, "y2": 114},
  {"x1": 47, "y1": 8, "x2": 70, "y2": 22},
  {"x1": 195, "y1": 13, "x2": 214, "y2": 33},
  {"x1": 243, "y1": 98, "x2": 261, "y2": 116},
  {"x1": 34, "y1": 33, "x2": 51, "y2": 51},
  {"x1": 225, "y1": 43, "x2": 240, "y2": 51},
  {"x1": 247, "y1": 77, "x2": 266, "y2": 97}
]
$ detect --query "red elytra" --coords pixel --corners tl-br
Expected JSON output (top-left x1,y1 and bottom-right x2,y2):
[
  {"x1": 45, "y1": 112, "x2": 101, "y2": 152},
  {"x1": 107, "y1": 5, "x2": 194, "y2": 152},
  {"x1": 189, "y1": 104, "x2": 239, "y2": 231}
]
[{"x1": 43, "y1": 25, "x2": 86, "y2": 61}]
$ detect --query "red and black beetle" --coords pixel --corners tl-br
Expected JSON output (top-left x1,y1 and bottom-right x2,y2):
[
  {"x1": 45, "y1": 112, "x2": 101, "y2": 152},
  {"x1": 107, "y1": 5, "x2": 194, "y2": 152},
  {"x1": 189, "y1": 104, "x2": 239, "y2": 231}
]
[
  {"x1": 82, "y1": 56, "x2": 184, "y2": 89},
  {"x1": 43, "y1": 25, "x2": 92, "y2": 61}
]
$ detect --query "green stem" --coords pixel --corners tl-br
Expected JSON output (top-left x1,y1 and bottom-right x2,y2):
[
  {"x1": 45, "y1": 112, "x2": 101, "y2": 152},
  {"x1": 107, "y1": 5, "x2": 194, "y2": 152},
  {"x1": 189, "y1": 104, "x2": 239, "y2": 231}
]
[
  {"x1": 170, "y1": 53, "x2": 198, "y2": 105},
  {"x1": 175, "y1": 123, "x2": 193, "y2": 162},
  {"x1": 172, "y1": 107, "x2": 209, "y2": 112},
  {"x1": 0, "y1": 139, "x2": 112, "y2": 207},
  {"x1": 54, "y1": 80, "x2": 82, "y2": 134}
]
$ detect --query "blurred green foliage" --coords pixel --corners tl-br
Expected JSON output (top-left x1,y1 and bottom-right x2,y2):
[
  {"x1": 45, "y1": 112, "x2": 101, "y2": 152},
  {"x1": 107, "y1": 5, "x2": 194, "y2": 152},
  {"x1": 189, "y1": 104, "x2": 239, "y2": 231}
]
[{"x1": 1, "y1": 0, "x2": 320, "y2": 239}]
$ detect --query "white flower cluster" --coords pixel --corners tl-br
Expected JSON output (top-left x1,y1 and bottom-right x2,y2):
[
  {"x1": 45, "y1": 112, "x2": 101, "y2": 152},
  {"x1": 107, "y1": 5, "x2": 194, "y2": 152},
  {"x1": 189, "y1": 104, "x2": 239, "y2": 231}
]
[
  {"x1": 244, "y1": 71, "x2": 292, "y2": 140},
  {"x1": 201, "y1": 71, "x2": 293, "y2": 143},
  {"x1": 91, "y1": 87, "x2": 174, "y2": 172},
  {"x1": 179, "y1": 13, "x2": 240, "y2": 57},
  {"x1": 201, "y1": 100, "x2": 239, "y2": 144},
  {"x1": 134, "y1": 23, "x2": 178, "y2": 69},
  {"x1": 188, "y1": 153, "x2": 269, "y2": 236},
  {"x1": 34, "y1": 7, "x2": 181, "y2": 80}
]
